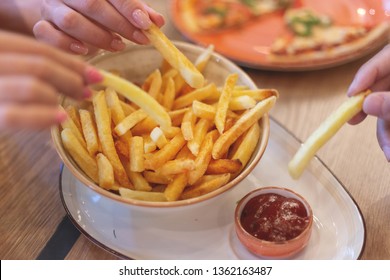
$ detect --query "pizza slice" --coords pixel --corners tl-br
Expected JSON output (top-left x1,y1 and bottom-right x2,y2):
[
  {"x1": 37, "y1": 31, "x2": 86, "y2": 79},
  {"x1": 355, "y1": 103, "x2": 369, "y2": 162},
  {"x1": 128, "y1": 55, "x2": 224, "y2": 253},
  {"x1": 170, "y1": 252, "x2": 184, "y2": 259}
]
[{"x1": 269, "y1": 8, "x2": 390, "y2": 66}]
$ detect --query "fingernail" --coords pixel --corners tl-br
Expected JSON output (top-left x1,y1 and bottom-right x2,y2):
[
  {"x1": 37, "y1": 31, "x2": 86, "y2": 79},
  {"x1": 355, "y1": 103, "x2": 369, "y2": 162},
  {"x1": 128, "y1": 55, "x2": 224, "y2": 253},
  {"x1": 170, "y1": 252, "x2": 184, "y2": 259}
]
[
  {"x1": 363, "y1": 95, "x2": 383, "y2": 116},
  {"x1": 347, "y1": 78, "x2": 358, "y2": 97},
  {"x1": 70, "y1": 42, "x2": 89, "y2": 55},
  {"x1": 85, "y1": 66, "x2": 103, "y2": 84},
  {"x1": 133, "y1": 30, "x2": 149, "y2": 45},
  {"x1": 132, "y1": 9, "x2": 152, "y2": 29},
  {"x1": 382, "y1": 145, "x2": 390, "y2": 162},
  {"x1": 56, "y1": 110, "x2": 68, "y2": 123},
  {"x1": 111, "y1": 38, "x2": 126, "y2": 51},
  {"x1": 83, "y1": 88, "x2": 93, "y2": 99}
]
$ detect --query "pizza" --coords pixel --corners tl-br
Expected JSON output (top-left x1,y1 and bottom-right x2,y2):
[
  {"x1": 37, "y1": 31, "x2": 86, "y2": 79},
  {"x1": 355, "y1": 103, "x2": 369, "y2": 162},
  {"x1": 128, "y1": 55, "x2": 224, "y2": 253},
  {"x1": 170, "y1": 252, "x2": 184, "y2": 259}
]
[
  {"x1": 268, "y1": 8, "x2": 390, "y2": 66},
  {"x1": 180, "y1": 0, "x2": 295, "y2": 33}
]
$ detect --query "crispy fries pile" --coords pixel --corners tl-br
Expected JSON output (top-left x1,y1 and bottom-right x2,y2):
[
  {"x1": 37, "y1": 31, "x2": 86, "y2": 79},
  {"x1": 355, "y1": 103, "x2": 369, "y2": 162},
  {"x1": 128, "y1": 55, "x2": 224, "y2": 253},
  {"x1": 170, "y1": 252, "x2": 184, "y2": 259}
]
[{"x1": 59, "y1": 29, "x2": 277, "y2": 203}]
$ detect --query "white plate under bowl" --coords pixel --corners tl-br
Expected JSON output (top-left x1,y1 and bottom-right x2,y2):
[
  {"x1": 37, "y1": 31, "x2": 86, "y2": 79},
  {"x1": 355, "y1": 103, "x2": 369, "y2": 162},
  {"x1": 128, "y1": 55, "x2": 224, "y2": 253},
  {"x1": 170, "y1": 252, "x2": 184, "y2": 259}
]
[{"x1": 60, "y1": 118, "x2": 365, "y2": 259}]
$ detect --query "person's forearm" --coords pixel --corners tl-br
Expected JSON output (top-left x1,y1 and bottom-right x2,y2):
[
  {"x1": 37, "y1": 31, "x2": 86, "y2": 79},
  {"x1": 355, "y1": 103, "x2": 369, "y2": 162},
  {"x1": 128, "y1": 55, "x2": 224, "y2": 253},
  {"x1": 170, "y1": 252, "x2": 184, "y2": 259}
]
[{"x1": 0, "y1": 0, "x2": 42, "y2": 35}]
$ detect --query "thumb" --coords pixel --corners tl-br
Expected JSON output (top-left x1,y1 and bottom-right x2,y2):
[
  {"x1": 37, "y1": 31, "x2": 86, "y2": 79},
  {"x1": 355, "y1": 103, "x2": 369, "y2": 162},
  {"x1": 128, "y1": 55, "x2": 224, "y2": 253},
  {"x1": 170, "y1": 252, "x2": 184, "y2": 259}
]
[{"x1": 363, "y1": 92, "x2": 390, "y2": 120}]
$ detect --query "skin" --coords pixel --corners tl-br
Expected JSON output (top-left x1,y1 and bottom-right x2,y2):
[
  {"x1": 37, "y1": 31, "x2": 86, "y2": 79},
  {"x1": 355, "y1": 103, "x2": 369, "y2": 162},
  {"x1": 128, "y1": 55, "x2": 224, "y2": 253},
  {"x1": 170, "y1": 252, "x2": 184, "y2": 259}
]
[
  {"x1": 347, "y1": 44, "x2": 390, "y2": 162},
  {"x1": 34, "y1": 0, "x2": 165, "y2": 55},
  {"x1": 0, "y1": 30, "x2": 103, "y2": 130}
]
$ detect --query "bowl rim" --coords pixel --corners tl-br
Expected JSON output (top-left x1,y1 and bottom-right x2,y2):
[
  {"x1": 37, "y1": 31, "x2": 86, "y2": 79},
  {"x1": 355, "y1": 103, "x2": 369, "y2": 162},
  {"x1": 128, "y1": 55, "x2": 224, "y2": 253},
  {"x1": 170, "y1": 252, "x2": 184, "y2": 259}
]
[
  {"x1": 234, "y1": 186, "x2": 314, "y2": 246},
  {"x1": 51, "y1": 41, "x2": 270, "y2": 208}
]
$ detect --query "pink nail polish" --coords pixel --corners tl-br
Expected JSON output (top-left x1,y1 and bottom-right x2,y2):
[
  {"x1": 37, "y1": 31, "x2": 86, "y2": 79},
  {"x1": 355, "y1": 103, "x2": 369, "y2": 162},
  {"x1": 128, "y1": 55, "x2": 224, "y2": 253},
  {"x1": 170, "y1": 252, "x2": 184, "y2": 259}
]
[
  {"x1": 85, "y1": 66, "x2": 103, "y2": 84},
  {"x1": 132, "y1": 9, "x2": 152, "y2": 29},
  {"x1": 56, "y1": 110, "x2": 68, "y2": 123},
  {"x1": 70, "y1": 42, "x2": 89, "y2": 55},
  {"x1": 83, "y1": 88, "x2": 93, "y2": 99},
  {"x1": 111, "y1": 38, "x2": 126, "y2": 51}
]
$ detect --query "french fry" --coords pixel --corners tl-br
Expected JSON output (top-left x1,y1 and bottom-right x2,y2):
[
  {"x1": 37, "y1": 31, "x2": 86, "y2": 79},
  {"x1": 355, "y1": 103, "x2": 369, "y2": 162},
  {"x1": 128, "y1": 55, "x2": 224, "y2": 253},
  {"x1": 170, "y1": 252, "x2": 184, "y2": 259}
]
[
  {"x1": 98, "y1": 69, "x2": 172, "y2": 129},
  {"x1": 143, "y1": 135, "x2": 157, "y2": 153},
  {"x1": 143, "y1": 170, "x2": 173, "y2": 185},
  {"x1": 162, "y1": 77, "x2": 175, "y2": 111},
  {"x1": 150, "y1": 127, "x2": 168, "y2": 149},
  {"x1": 156, "y1": 158, "x2": 195, "y2": 176},
  {"x1": 114, "y1": 109, "x2": 148, "y2": 136},
  {"x1": 79, "y1": 109, "x2": 100, "y2": 156},
  {"x1": 215, "y1": 73, "x2": 238, "y2": 134},
  {"x1": 288, "y1": 90, "x2": 371, "y2": 179},
  {"x1": 60, "y1": 106, "x2": 87, "y2": 149},
  {"x1": 173, "y1": 83, "x2": 218, "y2": 109},
  {"x1": 120, "y1": 100, "x2": 136, "y2": 116},
  {"x1": 129, "y1": 136, "x2": 144, "y2": 172},
  {"x1": 143, "y1": 23, "x2": 204, "y2": 88},
  {"x1": 192, "y1": 100, "x2": 215, "y2": 120},
  {"x1": 127, "y1": 171, "x2": 152, "y2": 192},
  {"x1": 96, "y1": 153, "x2": 114, "y2": 189},
  {"x1": 61, "y1": 128, "x2": 98, "y2": 183},
  {"x1": 131, "y1": 116, "x2": 157, "y2": 136},
  {"x1": 65, "y1": 105, "x2": 82, "y2": 133},
  {"x1": 176, "y1": 145, "x2": 195, "y2": 160},
  {"x1": 181, "y1": 109, "x2": 196, "y2": 140},
  {"x1": 144, "y1": 133, "x2": 186, "y2": 170},
  {"x1": 188, "y1": 118, "x2": 211, "y2": 156},
  {"x1": 161, "y1": 126, "x2": 181, "y2": 139},
  {"x1": 232, "y1": 89, "x2": 279, "y2": 101},
  {"x1": 229, "y1": 96, "x2": 257, "y2": 111},
  {"x1": 93, "y1": 91, "x2": 132, "y2": 188},
  {"x1": 164, "y1": 173, "x2": 188, "y2": 202},
  {"x1": 181, "y1": 173, "x2": 230, "y2": 200},
  {"x1": 206, "y1": 159, "x2": 242, "y2": 175},
  {"x1": 169, "y1": 108, "x2": 189, "y2": 126},
  {"x1": 212, "y1": 96, "x2": 276, "y2": 159},
  {"x1": 119, "y1": 187, "x2": 167, "y2": 202},
  {"x1": 142, "y1": 69, "x2": 162, "y2": 99},
  {"x1": 115, "y1": 139, "x2": 129, "y2": 159}
]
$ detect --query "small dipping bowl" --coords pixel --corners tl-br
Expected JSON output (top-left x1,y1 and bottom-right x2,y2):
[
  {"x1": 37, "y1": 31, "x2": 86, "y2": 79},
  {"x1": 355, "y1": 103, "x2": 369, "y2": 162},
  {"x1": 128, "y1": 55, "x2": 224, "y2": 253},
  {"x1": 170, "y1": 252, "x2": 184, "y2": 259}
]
[{"x1": 234, "y1": 186, "x2": 313, "y2": 259}]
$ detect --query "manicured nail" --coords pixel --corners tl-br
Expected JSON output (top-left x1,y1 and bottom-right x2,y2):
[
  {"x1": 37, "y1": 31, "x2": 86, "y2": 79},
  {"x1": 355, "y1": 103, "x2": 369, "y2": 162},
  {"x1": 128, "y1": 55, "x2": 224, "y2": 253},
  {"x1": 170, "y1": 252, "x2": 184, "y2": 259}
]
[
  {"x1": 132, "y1": 9, "x2": 152, "y2": 29},
  {"x1": 110, "y1": 38, "x2": 126, "y2": 51},
  {"x1": 85, "y1": 66, "x2": 103, "y2": 84},
  {"x1": 382, "y1": 145, "x2": 390, "y2": 162},
  {"x1": 56, "y1": 110, "x2": 68, "y2": 123},
  {"x1": 83, "y1": 87, "x2": 93, "y2": 99},
  {"x1": 70, "y1": 42, "x2": 89, "y2": 55},
  {"x1": 133, "y1": 30, "x2": 149, "y2": 45}
]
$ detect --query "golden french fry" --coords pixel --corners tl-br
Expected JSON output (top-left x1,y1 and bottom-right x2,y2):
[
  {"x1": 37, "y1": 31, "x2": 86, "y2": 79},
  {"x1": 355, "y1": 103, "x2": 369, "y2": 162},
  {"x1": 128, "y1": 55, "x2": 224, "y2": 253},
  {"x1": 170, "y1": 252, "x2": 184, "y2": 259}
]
[
  {"x1": 98, "y1": 69, "x2": 172, "y2": 129},
  {"x1": 156, "y1": 158, "x2": 195, "y2": 176},
  {"x1": 150, "y1": 127, "x2": 168, "y2": 149},
  {"x1": 176, "y1": 145, "x2": 195, "y2": 160},
  {"x1": 60, "y1": 106, "x2": 87, "y2": 149},
  {"x1": 119, "y1": 187, "x2": 166, "y2": 202},
  {"x1": 229, "y1": 96, "x2": 257, "y2": 111},
  {"x1": 194, "y1": 44, "x2": 214, "y2": 72},
  {"x1": 127, "y1": 171, "x2": 152, "y2": 192},
  {"x1": 212, "y1": 96, "x2": 276, "y2": 159},
  {"x1": 143, "y1": 23, "x2": 204, "y2": 88},
  {"x1": 181, "y1": 173, "x2": 230, "y2": 200},
  {"x1": 65, "y1": 105, "x2": 82, "y2": 133},
  {"x1": 143, "y1": 135, "x2": 157, "y2": 153},
  {"x1": 114, "y1": 109, "x2": 148, "y2": 136},
  {"x1": 233, "y1": 89, "x2": 279, "y2": 100},
  {"x1": 93, "y1": 91, "x2": 132, "y2": 188},
  {"x1": 161, "y1": 126, "x2": 181, "y2": 139},
  {"x1": 181, "y1": 109, "x2": 196, "y2": 140},
  {"x1": 115, "y1": 139, "x2": 129, "y2": 159},
  {"x1": 188, "y1": 130, "x2": 218, "y2": 185},
  {"x1": 192, "y1": 100, "x2": 215, "y2": 120},
  {"x1": 215, "y1": 73, "x2": 238, "y2": 134},
  {"x1": 206, "y1": 159, "x2": 242, "y2": 175},
  {"x1": 61, "y1": 128, "x2": 98, "y2": 183},
  {"x1": 120, "y1": 100, "x2": 136, "y2": 116},
  {"x1": 143, "y1": 69, "x2": 162, "y2": 99},
  {"x1": 96, "y1": 153, "x2": 115, "y2": 189},
  {"x1": 164, "y1": 173, "x2": 188, "y2": 202},
  {"x1": 129, "y1": 136, "x2": 144, "y2": 172},
  {"x1": 131, "y1": 116, "x2": 157, "y2": 136},
  {"x1": 162, "y1": 77, "x2": 175, "y2": 110},
  {"x1": 144, "y1": 133, "x2": 186, "y2": 170},
  {"x1": 288, "y1": 90, "x2": 371, "y2": 179},
  {"x1": 143, "y1": 170, "x2": 173, "y2": 184},
  {"x1": 79, "y1": 109, "x2": 100, "y2": 156},
  {"x1": 169, "y1": 108, "x2": 189, "y2": 126},
  {"x1": 173, "y1": 83, "x2": 218, "y2": 109},
  {"x1": 188, "y1": 118, "x2": 211, "y2": 156}
]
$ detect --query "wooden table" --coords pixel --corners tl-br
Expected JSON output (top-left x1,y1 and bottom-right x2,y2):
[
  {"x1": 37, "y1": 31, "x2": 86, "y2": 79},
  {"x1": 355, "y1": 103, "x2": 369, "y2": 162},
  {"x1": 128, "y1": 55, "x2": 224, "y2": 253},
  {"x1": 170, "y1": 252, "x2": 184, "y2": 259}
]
[{"x1": 1, "y1": 1, "x2": 389, "y2": 260}]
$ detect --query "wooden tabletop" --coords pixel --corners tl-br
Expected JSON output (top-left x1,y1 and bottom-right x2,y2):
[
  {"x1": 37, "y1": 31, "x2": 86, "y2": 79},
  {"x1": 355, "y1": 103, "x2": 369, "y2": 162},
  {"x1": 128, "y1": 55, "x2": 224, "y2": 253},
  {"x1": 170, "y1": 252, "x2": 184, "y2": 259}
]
[{"x1": 1, "y1": 1, "x2": 389, "y2": 260}]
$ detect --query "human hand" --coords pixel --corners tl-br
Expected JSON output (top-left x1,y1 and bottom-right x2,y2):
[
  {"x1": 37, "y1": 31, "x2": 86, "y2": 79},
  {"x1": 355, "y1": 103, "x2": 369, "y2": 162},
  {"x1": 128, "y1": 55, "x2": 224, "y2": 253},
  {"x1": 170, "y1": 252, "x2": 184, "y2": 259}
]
[
  {"x1": 347, "y1": 44, "x2": 390, "y2": 161},
  {"x1": 0, "y1": 31, "x2": 102, "y2": 130},
  {"x1": 33, "y1": 0, "x2": 165, "y2": 55}
]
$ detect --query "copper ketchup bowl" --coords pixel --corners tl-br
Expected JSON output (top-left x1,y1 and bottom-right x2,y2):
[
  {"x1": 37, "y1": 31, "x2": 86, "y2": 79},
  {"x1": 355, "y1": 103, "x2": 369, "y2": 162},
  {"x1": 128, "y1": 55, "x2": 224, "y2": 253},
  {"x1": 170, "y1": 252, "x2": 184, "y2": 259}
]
[{"x1": 234, "y1": 186, "x2": 313, "y2": 259}]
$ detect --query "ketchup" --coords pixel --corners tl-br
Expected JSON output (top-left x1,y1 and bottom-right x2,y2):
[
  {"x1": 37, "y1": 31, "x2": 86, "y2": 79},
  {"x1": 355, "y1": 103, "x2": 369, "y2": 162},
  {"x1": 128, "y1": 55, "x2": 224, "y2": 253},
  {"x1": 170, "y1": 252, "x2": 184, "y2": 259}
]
[{"x1": 240, "y1": 193, "x2": 310, "y2": 242}]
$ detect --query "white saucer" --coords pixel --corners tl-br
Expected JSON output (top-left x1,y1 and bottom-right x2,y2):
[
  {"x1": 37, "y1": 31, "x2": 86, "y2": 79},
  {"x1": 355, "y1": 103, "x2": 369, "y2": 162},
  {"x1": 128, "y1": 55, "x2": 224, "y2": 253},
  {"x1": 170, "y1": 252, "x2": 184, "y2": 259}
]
[{"x1": 60, "y1": 119, "x2": 365, "y2": 259}]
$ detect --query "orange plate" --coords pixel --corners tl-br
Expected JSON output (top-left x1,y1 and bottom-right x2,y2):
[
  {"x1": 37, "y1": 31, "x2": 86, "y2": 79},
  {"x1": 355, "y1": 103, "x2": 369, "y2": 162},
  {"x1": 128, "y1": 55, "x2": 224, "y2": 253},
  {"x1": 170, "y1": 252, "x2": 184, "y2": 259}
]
[{"x1": 170, "y1": 0, "x2": 390, "y2": 71}]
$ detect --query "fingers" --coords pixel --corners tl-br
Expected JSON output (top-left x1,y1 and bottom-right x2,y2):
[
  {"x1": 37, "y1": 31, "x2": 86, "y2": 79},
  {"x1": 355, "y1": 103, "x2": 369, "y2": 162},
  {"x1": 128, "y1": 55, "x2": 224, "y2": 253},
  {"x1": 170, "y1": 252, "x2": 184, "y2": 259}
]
[
  {"x1": 143, "y1": 4, "x2": 165, "y2": 27},
  {"x1": 377, "y1": 119, "x2": 390, "y2": 162},
  {"x1": 363, "y1": 92, "x2": 390, "y2": 120},
  {"x1": 348, "y1": 111, "x2": 367, "y2": 125}
]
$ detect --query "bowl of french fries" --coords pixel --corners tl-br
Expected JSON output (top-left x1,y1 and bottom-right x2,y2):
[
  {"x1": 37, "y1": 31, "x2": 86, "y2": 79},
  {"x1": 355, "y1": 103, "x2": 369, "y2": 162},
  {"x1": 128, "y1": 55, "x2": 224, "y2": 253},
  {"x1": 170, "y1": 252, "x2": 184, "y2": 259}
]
[{"x1": 52, "y1": 32, "x2": 277, "y2": 208}]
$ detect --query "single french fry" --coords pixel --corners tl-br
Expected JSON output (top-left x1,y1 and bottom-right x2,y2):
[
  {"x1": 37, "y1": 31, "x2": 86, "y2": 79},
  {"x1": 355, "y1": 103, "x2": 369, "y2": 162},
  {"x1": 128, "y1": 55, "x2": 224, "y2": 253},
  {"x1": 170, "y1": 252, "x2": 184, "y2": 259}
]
[
  {"x1": 194, "y1": 44, "x2": 214, "y2": 72},
  {"x1": 188, "y1": 118, "x2": 211, "y2": 156},
  {"x1": 115, "y1": 139, "x2": 129, "y2": 159},
  {"x1": 127, "y1": 171, "x2": 152, "y2": 192},
  {"x1": 96, "y1": 153, "x2": 115, "y2": 189},
  {"x1": 129, "y1": 136, "x2": 144, "y2": 172},
  {"x1": 169, "y1": 108, "x2": 189, "y2": 126},
  {"x1": 143, "y1": 69, "x2": 162, "y2": 99},
  {"x1": 79, "y1": 109, "x2": 100, "y2": 156},
  {"x1": 143, "y1": 170, "x2": 173, "y2": 184},
  {"x1": 93, "y1": 91, "x2": 132, "y2": 188},
  {"x1": 212, "y1": 96, "x2": 276, "y2": 159},
  {"x1": 143, "y1": 23, "x2": 204, "y2": 88},
  {"x1": 119, "y1": 187, "x2": 166, "y2": 202},
  {"x1": 162, "y1": 77, "x2": 175, "y2": 110},
  {"x1": 232, "y1": 89, "x2": 279, "y2": 101},
  {"x1": 215, "y1": 73, "x2": 238, "y2": 134},
  {"x1": 161, "y1": 126, "x2": 181, "y2": 139},
  {"x1": 131, "y1": 116, "x2": 157, "y2": 136},
  {"x1": 192, "y1": 101, "x2": 215, "y2": 120},
  {"x1": 150, "y1": 127, "x2": 168, "y2": 149},
  {"x1": 105, "y1": 88, "x2": 126, "y2": 124},
  {"x1": 181, "y1": 173, "x2": 230, "y2": 200},
  {"x1": 157, "y1": 158, "x2": 195, "y2": 176},
  {"x1": 181, "y1": 109, "x2": 196, "y2": 140},
  {"x1": 188, "y1": 130, "x2": 218, "y2": 185},
  {"x1": 288, "y1": 90, "x2": 371, "y2": 179},
  {"x1": 206, "y1": 159, "x2": 242, "y2": 175},
  {"x1": 120, "y1": 100, "x2": 136, "y2": 116},
  {"x1": 143, "y1": 135, "x2": 157, "y2": 153},
  {"x1": 230, "y1": 122, "x2": 261, "y2": 170},
  {"x1": 144, "y1": 133, "x2": 186, "y2": 170},
  {"x1": 114, "y1": 109, "x2": 148, "y2": 136},
  {"x1": 65, "y1": 105, "x2": 82, "y2": 133},
  {"x1": 60, "y1": 106, "x2": 87, "y2": 149},
  {"x1": 98, "y1": 69, "x2": 172, "y2": 129},
  {"x1": 61, "y1": 128, "x2": 98, "y2": 183},
  {"x1": 229, "y1": 96, "x2": 257, "y2": 111},
  {"x1": 176, "y1": 145, "x2": 195, "y2": 160},
  {"x1": 173, "y1": 83, "x2": 218, "y2": 109},
  {"x1": 164, "y1": 173, "x2": 188, "y2": 202}
]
